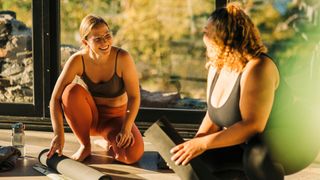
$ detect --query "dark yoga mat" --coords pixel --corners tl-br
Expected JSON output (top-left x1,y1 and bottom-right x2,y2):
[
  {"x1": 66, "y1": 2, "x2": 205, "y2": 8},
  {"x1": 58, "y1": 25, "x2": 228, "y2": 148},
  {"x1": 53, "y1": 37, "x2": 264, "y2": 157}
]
[
  {"x1": 144, "y1": 117, "x2": 218, "y2": 180},
  {"x1": 38, "y1": 149, "x2": 112, "y2": 180}
]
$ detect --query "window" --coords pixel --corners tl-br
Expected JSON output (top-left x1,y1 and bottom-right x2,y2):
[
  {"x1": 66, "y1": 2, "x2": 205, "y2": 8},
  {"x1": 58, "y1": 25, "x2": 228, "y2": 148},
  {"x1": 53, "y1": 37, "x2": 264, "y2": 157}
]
[
  {"x1": 60, "y1": 0, "x2": 215, "y2": 110},
  {"x1": 0, "y1": 1, "x2": 33, "y2": 104}
]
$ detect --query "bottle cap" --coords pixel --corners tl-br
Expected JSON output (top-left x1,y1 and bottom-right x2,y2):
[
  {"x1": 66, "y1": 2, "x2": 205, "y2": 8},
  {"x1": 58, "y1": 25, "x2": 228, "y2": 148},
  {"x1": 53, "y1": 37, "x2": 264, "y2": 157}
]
[{"x1": 12, "y1": 122, "x2": 25, "y2": 133}]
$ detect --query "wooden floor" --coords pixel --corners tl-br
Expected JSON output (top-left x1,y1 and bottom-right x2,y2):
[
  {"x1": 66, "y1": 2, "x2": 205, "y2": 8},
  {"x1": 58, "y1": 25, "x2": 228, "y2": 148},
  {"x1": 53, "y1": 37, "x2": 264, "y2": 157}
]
[{"x1": 0, "y1": 129, "x2": 319, "y2": 180}]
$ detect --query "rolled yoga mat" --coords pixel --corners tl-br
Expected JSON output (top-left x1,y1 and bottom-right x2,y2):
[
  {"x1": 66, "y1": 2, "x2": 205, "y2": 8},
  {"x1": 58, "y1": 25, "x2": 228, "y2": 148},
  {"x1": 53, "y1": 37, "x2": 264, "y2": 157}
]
[
  {"x1": 144, "y1": 117, "x2": 218, "y2": 180},
  {"x1": 38, "y1": 149, "x2": 112, "y2": 180}
]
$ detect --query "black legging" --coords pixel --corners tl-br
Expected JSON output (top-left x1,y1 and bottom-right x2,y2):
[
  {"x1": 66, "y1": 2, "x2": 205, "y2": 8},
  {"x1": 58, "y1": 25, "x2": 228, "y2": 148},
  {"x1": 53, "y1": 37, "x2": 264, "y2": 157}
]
[{"x1": 199, "y1": 135, "x2": 284, "y2": 180}]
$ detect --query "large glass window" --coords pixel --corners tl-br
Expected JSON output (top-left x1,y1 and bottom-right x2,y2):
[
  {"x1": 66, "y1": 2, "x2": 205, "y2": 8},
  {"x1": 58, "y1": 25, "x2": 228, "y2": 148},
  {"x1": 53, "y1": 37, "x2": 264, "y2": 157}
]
[
  {"x1": 60, "y1": 0, "x2": 320, "y2": 110},
  {"x1": 0, "y1": 0, "x2": 33, "y2": 104},
  {"x1": 60, "y1": 0, "x2": 215, "y2": 110}
]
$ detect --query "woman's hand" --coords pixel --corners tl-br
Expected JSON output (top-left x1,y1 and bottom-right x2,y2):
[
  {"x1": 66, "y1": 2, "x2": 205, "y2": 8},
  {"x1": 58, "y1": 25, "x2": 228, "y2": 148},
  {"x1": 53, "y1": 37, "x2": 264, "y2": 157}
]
[
  {"x1": 116, "y1": 129, "x2": 135, "y2": 149},
  {"x1": 47, "y1": 134, "x2": 65, "y2": 159},
  {"x1": 170, "y1": 137, "x2": 207, "y2": 166}
]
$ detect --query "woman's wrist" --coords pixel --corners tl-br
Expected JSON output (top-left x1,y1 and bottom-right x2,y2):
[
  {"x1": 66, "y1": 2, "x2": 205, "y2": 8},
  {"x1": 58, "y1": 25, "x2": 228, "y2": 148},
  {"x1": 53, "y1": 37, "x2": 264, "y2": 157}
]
[
  {"x1": 121, "y1": 121, "x2": 133, "y2": 132},
  {"x1": 198, "y1": 136, "x2": 209, "y2": 151},
  {"x1": 53, "y1": 129, "x2": 64, "y2": 137},
  {"x1": 122, "y1": 109, "x2": 136, "y2": 131}
]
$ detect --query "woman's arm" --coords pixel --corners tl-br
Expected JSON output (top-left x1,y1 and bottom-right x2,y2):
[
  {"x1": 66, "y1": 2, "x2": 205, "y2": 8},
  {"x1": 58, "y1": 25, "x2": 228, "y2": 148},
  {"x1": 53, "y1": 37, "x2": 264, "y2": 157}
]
[
  {"x1": 47, "y1": 54, "x2": 82, "y2": 158},
  {"x1": 116, "y1": 50, "x2": 140, "y2": 148},
  {"x1": 195, "y1": 112, "x2": 221, "y2": 138},
  {"x1": 171, "y1": 57, "x2": 279, "y2": 165}
]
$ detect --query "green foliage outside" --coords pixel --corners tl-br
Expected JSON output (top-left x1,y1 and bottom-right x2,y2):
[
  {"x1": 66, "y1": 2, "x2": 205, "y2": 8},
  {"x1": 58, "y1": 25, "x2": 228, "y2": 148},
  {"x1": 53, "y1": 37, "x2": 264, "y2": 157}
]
[
  {"x1": 59, "y1": 0, "x2": 214, "y2": 101},
  {"x1": 58, "y1": 0, "x2": 320, "y2": 107},
  {"x1": 0, "y1": 0, "x2": 32, "y2": 26},
  {"x1": 1, "y1": 0, "x2": 319, "y2": 109}
]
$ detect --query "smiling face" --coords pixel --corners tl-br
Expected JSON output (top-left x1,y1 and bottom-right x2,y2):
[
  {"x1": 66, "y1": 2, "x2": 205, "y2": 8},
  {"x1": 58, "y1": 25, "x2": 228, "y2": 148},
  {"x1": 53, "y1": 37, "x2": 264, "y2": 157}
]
[{"x1": 84, "y1": 23, "x2": 113, "y2": 56}]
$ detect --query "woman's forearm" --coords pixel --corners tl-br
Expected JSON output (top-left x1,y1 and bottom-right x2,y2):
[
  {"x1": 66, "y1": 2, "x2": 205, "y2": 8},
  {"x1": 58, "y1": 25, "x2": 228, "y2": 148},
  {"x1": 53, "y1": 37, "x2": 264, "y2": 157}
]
[
  {"x1": 202, "y1": 121, "x2": 261, "y2": 150},
  {"x1": 49, "y1": 98, "x2": 65, "y2": 136},
  {"x1": 123, "y1": 95, "x2": 140, "y2": 131}
]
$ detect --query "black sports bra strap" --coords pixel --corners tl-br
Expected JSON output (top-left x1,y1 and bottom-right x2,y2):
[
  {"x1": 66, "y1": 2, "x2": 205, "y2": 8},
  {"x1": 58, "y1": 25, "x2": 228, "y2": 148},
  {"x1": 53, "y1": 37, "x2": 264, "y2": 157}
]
[
  {"x1": 114, "y1": 49, "x2": 121, "y2": 71},
  {"x1": 81, "y1": 55, "x2": 85, "y2": 75}
]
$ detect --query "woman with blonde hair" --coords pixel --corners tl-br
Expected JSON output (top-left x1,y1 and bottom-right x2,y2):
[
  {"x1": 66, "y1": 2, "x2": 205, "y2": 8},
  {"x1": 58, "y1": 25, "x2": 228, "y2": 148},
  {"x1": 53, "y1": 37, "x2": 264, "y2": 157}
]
[
  {"x1": 47, "y1": 14, "x2": 144, "y2": 164},
  {"x1": 170, "y1": 3, "x2": 284, "y2": 179}
]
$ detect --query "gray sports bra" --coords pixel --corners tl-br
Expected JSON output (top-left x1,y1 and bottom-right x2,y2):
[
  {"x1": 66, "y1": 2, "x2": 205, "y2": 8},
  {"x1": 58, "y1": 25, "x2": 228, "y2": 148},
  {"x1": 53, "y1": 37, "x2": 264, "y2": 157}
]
[{"x1": 208, "y1": 71, "x2": 242, "y2": 127}]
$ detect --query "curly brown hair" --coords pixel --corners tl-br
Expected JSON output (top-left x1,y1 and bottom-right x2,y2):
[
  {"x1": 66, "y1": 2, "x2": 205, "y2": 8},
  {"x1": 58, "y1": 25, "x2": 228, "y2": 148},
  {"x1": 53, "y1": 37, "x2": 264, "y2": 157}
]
[{"x1": 206, "y1": 3, "x2": 267, "y2": 72}]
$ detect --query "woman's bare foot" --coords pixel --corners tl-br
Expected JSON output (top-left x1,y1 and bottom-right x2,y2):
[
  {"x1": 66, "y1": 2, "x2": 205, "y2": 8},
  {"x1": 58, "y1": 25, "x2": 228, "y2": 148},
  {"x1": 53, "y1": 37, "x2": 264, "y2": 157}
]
[{"x1": 71, "y1": 145, "x2": 91, "y2": 161}]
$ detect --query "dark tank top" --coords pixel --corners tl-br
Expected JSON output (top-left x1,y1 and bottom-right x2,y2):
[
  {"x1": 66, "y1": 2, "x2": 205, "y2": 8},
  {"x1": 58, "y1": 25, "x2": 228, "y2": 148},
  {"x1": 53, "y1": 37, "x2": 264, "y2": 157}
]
[
  {"x1": 81, "y1": 49, "x2": 125, "y2": 98},
  {"x1": 208, "y1": 70, "x2": 242, "y2": 127}
]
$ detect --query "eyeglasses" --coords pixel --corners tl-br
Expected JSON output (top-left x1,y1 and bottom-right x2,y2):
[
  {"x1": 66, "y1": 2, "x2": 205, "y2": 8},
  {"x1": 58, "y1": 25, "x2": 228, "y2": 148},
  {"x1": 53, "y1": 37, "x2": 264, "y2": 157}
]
[{"x1": 89, "y1": 32, "x2": 113, "y2": 44}]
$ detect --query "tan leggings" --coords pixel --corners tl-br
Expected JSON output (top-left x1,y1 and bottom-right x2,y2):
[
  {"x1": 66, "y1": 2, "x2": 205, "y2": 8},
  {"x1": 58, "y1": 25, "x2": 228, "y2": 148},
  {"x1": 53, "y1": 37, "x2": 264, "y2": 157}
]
[{"x1": 61, "y1": 83, "x2": 144, "y2": 164}]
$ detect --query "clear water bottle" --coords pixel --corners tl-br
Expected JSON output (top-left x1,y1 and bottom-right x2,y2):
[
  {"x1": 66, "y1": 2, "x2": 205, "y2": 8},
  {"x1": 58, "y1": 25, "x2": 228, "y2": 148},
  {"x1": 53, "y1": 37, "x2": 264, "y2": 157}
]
[{"x1": 11, "y1": 122, "x2": 25, "y2": 157}]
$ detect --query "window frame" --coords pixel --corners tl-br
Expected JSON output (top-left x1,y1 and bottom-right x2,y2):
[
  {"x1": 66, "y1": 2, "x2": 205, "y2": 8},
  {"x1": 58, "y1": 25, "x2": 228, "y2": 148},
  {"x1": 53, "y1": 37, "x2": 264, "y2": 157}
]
[
  {"x1": 0, "y1": 0, "x2": 60, "y2": 118},
  {"x1": 0, "y1": 0, "x2": 43, "y2": 116}
]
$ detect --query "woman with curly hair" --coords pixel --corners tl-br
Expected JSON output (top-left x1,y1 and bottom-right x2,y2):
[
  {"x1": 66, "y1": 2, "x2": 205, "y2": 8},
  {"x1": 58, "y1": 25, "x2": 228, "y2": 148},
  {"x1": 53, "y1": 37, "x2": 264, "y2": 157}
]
[{"x1": 170, "y1": 3, "x2": 284, "y2": 179}]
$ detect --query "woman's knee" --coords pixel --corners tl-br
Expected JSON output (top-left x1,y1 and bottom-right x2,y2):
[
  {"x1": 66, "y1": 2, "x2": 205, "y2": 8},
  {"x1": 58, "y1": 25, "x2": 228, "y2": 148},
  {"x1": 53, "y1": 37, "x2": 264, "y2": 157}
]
[
  {"x1": 118, "y1": 144, "x2": 144, "y2": 164},
  {"x1": 62, "y1": 83, "x2": 88, "y2": 105},
  {"x1": 111, "y1": 129, "x2": 144, "y2": 164}
]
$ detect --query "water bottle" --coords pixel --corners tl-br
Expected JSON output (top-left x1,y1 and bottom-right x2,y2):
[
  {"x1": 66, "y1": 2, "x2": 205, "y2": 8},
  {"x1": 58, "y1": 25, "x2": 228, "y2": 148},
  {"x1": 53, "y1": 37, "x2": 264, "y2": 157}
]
[{"x1": 11, "y1": 122, "x2": 25, "y2": 157}]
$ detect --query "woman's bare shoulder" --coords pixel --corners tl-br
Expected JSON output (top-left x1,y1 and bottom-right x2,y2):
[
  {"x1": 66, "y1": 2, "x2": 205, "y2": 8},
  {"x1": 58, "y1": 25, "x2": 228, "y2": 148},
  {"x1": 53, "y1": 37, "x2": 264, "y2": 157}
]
[
  {"x1": 62, "y1": 51, "x2": 84, "y2": 74},
  {"x1": 113, "y1": 47, "x2": 129, "y2": 58},
  {"x1": 115, "y1": 47, "x2": 134, "y2": 64},
  {"x1": 247, "y1": 54, "x2": 278, "y2": 70},
  {"x1": 242, "y1": 55, "x2": 280, "y2": 88},
  {"x1": 66, "y1": 51, "x2": 85, "y2": 64}
]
